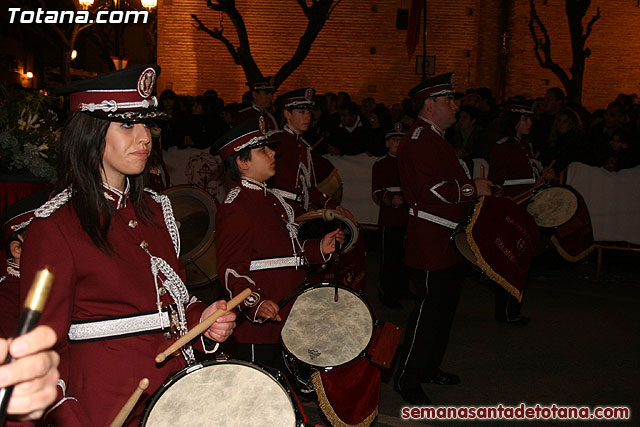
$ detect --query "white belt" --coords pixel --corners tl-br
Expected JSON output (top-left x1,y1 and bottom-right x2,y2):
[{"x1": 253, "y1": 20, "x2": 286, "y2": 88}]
[
  {"x1": 273, "y1": 188, "x2": 302, "y2": 202},
  {"x1": 68, "y1": 310, "x2": 171, "y2": 342},
  {"x1": 249, "y1": 256, "x2": 306, "y2": 271},
  {"x1": 503, "y1": 178, "x2": 536, "y2": 186},
  {"x1": 408, "y1": 208, "x2": 459, "y2": 230}
]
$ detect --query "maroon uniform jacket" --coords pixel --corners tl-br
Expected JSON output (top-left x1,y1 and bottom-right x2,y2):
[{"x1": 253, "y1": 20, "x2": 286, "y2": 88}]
[
  {"x1": 233, "y1": 103, "x2": 276, "y2": 128},
  {"x1": 216, "y1": 178, "x2": 327, "y2": 345},
  {"x1": 0, "y1": 262, "x2": 20, "y2": 338},
  {"x1": 270, "y1": 125, "x2": 339, "y2": 215},
  {"x1": 372, "y1": 154, "x2": 409, "y2": 227},
  {"x1": 489, "y1": 136, "x2": 540, "y2": 198},
  {"x1": 398, "y1": 117, "x2": 478, "y2": 270},
  {"x1": 20, "y1": 185, "x2": 208, "y2": 426}
]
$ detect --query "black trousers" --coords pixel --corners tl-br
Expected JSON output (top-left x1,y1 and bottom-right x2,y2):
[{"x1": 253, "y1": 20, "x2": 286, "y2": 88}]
[
  {"x1": 494, "y1": 286, "x2": 523, "y2": 322},
  {"x1": 233, "y1": 342, "x2": 287, "y2": 374},
  {"x1": 379, "y1": 225, "x2": 410, "y2": 298},
  {"x1": 395, "y1": 264, "x2": 464, "y2": 388}
]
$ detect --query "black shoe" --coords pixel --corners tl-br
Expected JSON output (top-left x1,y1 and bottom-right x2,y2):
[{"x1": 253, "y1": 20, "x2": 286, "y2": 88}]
[
  {"x1": 393, "y1": 382, "x2": 431, "y2": 405},
  {"x1": 423, "y1": 369, "x2": 460, "y2": 386},
  {"x1": 378, "y1": 290, "x2": 403, "y2": 310},
  {"x1": 496, "y1": 316, "x2": 530, "y2": 325}
]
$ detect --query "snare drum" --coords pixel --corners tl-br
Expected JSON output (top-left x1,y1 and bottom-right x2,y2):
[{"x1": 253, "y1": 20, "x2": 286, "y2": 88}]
[
  {"x1": 295, "y1": 209, "x2": 359, "y2": 253},
  {"x1": 140, "y1": 360, "x2": 303, "y2": 427},
  {"x1": 281, "y1": 283, "x2": 375, "y2": 387},
  {"x1": 163, "y1": 185, "x2": 217, "y2": 288},
  {"x1": 526, "y1": 185, "x2": 578, "y2": 228}
]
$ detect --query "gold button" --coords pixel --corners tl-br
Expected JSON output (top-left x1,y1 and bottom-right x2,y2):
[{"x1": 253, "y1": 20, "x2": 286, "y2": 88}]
[
  {"x1": 128, "y1": 219, "x2": 138, "y2": 228},
  {"x1": 140, "y1": 240, "x2": 149, "y2": 250}
]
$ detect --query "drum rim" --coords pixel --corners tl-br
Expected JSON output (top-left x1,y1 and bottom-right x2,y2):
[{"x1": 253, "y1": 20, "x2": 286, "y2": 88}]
[
  {"x1": 139, "y1": 359, "x2": 296, "y2": 426},
  {"x1": 280, "y1": 282, "x2": 377, "y2": 371},
  {"x1": 163, "y1": 185, "x2": 217, "y2": 261},
  {"x1": 526, "y1": 184, "x2": 580, "y2": 229},
  {"x1": 295, "y1": 209, "x2": 359, "y2": 253}
]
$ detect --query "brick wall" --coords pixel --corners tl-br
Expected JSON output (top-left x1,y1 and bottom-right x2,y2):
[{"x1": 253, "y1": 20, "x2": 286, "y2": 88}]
[{"x1": 158, "y1": 0, "x2": 639, "y2": 112}]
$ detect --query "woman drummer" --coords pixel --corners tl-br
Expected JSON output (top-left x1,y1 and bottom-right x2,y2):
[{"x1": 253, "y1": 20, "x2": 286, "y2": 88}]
[
  {"x1": 19, "y1": 65, "x2": 236, "y2": 426},
  {"x1": 488, "y1": 100, "x2": 544, "y2": 324}
]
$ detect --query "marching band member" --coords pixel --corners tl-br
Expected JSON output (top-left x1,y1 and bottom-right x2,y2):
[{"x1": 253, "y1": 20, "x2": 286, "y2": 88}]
[
  {"x1": 489, "y1": 101, "x2": 543, "y2": 324},
  {"x1": 233, "y1": 77, "x2": 278, "y2": 127},
  {"x1": 213, "y1": 115, "x2": 344, "y2": 371},
  {"x1": 371, "y1": 122, "x2": 411, "y2": 309},
  {"x1": 394, "y1": 73, "x2": 492, "y2": 405},
  {"x1": 19, "y1": 65, "x2": 236, "y2": 426},
  {"x1": 270, "y1": 88, "x2": 350, "y2": 218}
]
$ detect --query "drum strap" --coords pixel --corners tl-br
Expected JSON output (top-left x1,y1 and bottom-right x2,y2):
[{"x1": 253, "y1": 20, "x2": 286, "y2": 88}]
[
  {"x1": 68, "y1": 308, "x2": 171, "y2": 342},
  {"x1": 249, "y1": 256, "x2": 306, "y2": 271},
  {"x1": 408, "y1": 208, "x2": 459, "y2": 230},
  {"x1": 272, "y1": 188, "x2": 303, "y2": 203}
]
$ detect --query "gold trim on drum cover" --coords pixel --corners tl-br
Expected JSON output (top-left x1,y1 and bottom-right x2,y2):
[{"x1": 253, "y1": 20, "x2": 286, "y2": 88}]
[
  {"x1": 312, "y1": 371, "x2": 378, "y2": 427},
  {"x1": 465, "y1": 197, "x2": 523, "y2": 302},
  {"x1": 550, "y1": 235, "x2": 594, "y2": 262}
]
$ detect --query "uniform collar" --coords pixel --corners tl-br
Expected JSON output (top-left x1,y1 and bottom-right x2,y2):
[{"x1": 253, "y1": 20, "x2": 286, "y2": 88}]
[
  {"x1": 418, "y1": 117, "x2": 445, "y2": 138},
  {"x1": 251, "y1": 103, "x2": 265, "y2": 112},
  {"x1": 102, "y1": 179, "x2": 130, "y2": 209},
  {"x1": 241, "y1": 177, "x2": 267, "y2": 192},
  {"x1": 6, "y1": 259, "x2": 19, "y2": 278},
  {"x1": 284, "y1": 124, "x2": 301, "y2": 138}
]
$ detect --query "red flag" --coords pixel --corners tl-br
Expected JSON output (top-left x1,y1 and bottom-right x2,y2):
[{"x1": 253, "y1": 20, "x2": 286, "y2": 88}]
[{"x1": 406, "y1": 0, "x2": 424, "y2": 61}]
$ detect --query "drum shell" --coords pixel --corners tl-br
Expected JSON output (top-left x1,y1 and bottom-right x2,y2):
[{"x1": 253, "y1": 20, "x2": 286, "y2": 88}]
[
  {"x1": 295, "y1": 209, "x2": 359, "y2": 254},
  {"x1": 163, "y1": 185, "x2": 217, "y2": 288},
  {"x1": 140, "y1": 360, "x2": 303, "y2": 427}
]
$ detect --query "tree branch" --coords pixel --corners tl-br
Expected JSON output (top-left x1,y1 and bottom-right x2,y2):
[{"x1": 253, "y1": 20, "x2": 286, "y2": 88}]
[
  {"x1": 583, "y1": 7, "x2": 600, "y2": 41},
  {"x1": 274, "y1": 0, "x2": 337, "y2": 87},
  {"x1": 528, "y1": 0, "x2": 570, "y2": 87},
  {"x1": 191, "y1": 14, "x2": 240, "y2": 64}
]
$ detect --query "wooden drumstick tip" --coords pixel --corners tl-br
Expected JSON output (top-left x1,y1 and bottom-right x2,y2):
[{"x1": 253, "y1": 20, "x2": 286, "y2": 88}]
[{"x1": 138, "y1": 378, "x2": 150, "y2": 391}]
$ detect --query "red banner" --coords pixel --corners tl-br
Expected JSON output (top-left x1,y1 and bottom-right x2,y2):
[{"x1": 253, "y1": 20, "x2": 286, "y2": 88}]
[{"x1": 406, "y1": 0, "x2": 424, "y2": 60}]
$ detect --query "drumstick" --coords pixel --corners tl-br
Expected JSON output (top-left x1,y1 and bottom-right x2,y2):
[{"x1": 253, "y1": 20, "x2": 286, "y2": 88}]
[
  {"x1": 109, "y1": 378, "x2": 149, "y2": 427},
  {"x1": 480, "y1": 165, "x2": 485, "y2": 179},
  {"x1": 310, "y1": 136, "x2": 325, "y2": 150},
  {"x1": 155, "y1": 288, "x2": 251, "y2": 363},
  {"x1": 333, "y1": 227, "x2": 343, "y2": 302}
]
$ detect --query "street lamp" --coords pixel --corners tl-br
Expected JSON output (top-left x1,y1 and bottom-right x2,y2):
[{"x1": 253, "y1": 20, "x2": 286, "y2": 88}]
[
  {"x1": 140, "y1": 0, "x2": 157, "y2": 12},
  {"x1": 78, "y1": 0, "x2": 94, "y2": 9}
]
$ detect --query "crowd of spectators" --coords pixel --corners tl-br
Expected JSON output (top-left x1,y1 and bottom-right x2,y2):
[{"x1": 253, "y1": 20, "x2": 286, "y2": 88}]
[{"x1": 157, "y1": 85, "x2": 640, "y2": 176}]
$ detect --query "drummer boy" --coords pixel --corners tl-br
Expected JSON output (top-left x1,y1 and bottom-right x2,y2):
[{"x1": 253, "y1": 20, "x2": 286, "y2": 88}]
[{"x1": 212, "y1": 115, "x2": 344, "y2": 371}]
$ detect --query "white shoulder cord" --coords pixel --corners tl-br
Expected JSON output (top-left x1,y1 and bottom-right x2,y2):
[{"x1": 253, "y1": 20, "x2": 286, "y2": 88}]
[
  {"x1": 145, "y1": 188, "x2": 194, "y2": 363},
  {"x1": 268, "y1": 188, "x2": 304, "y2": 257}
]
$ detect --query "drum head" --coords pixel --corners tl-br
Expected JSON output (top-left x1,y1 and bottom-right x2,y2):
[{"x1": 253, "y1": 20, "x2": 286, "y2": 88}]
[
  {"x1": 141, "y1": 361, "x2": 296, "y2": 427},
  {"x1": 163, "y1": 186, "x2": 217, "y2": 287},
  {"x1": 296, "y1": 210, "x2": 358, "y2": 253},
  {"x1": 526, "y1": 186, "x2": 578, "y2": 228},
  {"x1": 281, "y1": 284, "x2": 374, "y2": 368}
]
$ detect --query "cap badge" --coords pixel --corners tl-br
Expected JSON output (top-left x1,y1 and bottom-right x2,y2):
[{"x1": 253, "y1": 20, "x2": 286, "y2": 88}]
[
  {"x1": 305, "y1": 88, "x2": 313, "y2": 101},
  {"x1": 394, "y1": 122, "x2": 403, "y2": 132},
  {"x1": 258, "y1": 115, "x2": 267, "y2": 135},
  {"x1": 269, "y1": 76, "x2": 275, "y2": 87},
  {"x1": 450, "y1": 73, "x2": 456, "y2": 88},
  {"x1": 137, "y1": 67, "x2": 156, "y2": 98}
]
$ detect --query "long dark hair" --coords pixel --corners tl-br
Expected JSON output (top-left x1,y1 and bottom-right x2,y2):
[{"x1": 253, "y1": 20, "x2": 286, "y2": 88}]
[{"x1": 55, "y1": 112, "x2": 152, "y2": 251}]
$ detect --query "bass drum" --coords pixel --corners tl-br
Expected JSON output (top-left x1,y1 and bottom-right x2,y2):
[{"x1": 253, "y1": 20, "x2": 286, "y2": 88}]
[
  {"x1": 140, "y1": 360, "x2": 304, "y2": 427},
  {"x1": 163, "y1": 185, "x2": 217, "y2": 288}
]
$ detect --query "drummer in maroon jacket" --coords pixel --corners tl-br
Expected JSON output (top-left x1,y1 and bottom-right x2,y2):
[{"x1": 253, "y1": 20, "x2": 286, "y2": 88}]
[
  {"x1": 394, "y1": 73, "x2": 492, "y2": 405},
  {"x1": 270, "y1": 88, "x2": 350, "y2": 217},
  {"x1": 213, "y1": 115, "x2": 344, "y2": 371},
  {"x1": 233, "y1": 77, "x2": 278, "y2": 127},
  {"x1": 0, "y1": 191, "x2": 51, "y2": 339},
  {"x1": 371, "y1": 122, "x2": 411, "y2": 309},
  {"x1": 19, "y1": 65, "x2": 236, "y2": 426},
  {"x1": 488, "y1": 101, "x2": 549, "y2": 325}
]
